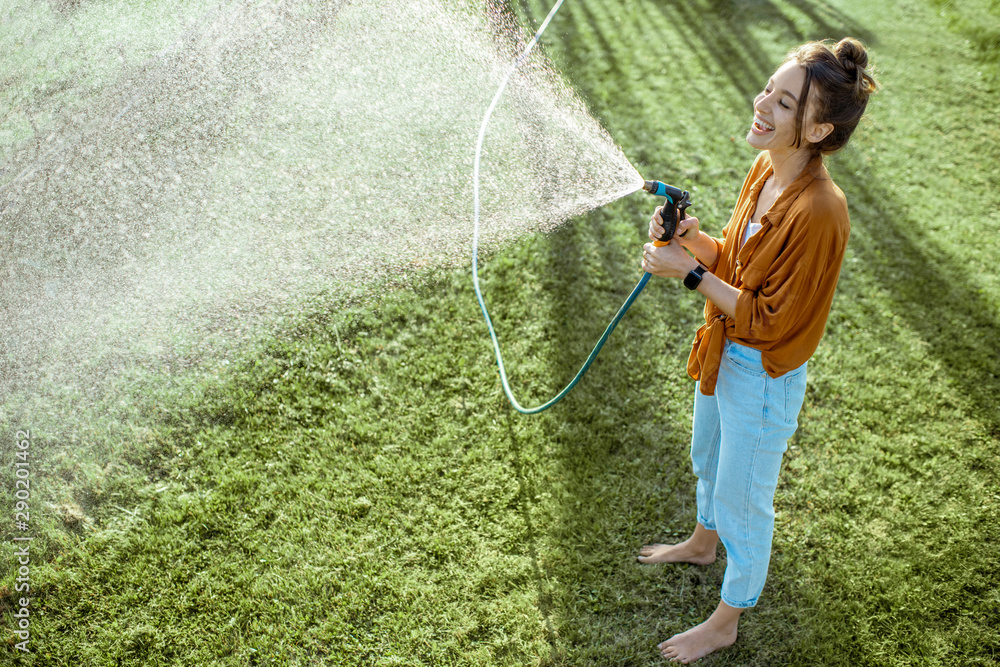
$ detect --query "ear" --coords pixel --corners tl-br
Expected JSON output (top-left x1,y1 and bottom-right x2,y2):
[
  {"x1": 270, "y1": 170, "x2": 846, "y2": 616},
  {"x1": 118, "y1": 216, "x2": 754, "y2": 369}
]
[{"x1": 805, "y1": 120, "x2": 834, "y2": 145}]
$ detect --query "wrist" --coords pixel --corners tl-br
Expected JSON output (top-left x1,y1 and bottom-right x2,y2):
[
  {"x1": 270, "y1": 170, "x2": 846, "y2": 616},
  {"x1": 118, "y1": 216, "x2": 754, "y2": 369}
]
[
  {"x1": 679, "y1": 228, "x2": 703, "y2": 249},
  {"x1": 683, "y1": 263, "x2": 708, "y2": 290}
]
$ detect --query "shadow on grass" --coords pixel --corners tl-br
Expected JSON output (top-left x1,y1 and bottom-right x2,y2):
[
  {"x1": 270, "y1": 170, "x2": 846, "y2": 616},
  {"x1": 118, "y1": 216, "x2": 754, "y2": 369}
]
[
  {"x1": 836, "y1": 159, "x2": 1000, "y2": 435},
  {"x1": 506, "y1": 411, "x2": 560, "y2": 660},
  {"x1": 510, "y1": 0, "x2": 998, "y2": 664},
  {"x1": 645, "y1": 0, "x2": 874, "y2": 100},
  {"x1": 532, "y1": 203, "x2": 705, "y2": 662}
]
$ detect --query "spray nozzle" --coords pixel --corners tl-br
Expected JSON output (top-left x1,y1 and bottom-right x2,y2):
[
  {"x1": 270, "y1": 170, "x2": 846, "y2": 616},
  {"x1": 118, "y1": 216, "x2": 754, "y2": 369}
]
[
  {"x1": 642, "y1": 180, "x2": 692, "y2": 245},
  {"x1": 643, "y1": 180, "x2": 683, "y2": 200}
]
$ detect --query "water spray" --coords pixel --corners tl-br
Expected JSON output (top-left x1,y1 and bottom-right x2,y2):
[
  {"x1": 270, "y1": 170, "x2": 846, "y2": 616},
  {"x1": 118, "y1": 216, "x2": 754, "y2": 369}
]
[{"x1": 6, "y1": 0, "x2": 646, "y2": 409}]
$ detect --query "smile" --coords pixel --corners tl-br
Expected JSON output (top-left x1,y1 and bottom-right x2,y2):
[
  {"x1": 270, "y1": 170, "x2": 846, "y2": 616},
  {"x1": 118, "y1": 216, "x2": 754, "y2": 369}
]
[{"x1": 751, "y1": 115, "x2": 775, "y2": 135}]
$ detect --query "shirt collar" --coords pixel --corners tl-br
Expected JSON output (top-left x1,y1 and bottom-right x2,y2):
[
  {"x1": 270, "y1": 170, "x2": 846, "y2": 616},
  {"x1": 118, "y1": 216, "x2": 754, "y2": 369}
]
[{"x1": 756, "y1": 153, "x2": 826, "y2": 228}]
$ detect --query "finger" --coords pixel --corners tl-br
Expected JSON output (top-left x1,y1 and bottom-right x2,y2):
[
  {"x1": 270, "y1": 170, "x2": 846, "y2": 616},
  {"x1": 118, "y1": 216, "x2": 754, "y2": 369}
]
[{"x1": 677, "y1": 217, "x2": 697, "y2": 238}]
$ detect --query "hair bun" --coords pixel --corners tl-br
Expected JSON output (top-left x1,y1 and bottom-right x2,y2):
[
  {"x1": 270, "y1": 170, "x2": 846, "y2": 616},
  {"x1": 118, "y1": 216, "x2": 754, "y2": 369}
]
[
  {"x1": 835, "y1": 37, "x2": 876, "y2": 97},
  {"x1": 835, "y1": 38, "x2": 868, "y2": 70}
]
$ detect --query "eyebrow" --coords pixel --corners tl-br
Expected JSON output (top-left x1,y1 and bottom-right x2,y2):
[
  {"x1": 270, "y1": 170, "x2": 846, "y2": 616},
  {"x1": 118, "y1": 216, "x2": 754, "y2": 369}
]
[{"x1": 767, "y1": 79, "x2": 799, "y2": 104}]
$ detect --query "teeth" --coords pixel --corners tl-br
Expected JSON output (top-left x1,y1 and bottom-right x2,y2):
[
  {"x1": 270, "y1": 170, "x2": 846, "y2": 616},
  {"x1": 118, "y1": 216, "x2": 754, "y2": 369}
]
[{"x1": 755, "y1": 116, "x2": 775, "y2": 131}]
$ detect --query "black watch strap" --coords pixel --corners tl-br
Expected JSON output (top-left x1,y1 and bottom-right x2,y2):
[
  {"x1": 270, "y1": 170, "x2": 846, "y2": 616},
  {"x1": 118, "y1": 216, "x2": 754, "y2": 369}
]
[{"x1": 684, "y1": 265, "x2": 708, "y2": 290}]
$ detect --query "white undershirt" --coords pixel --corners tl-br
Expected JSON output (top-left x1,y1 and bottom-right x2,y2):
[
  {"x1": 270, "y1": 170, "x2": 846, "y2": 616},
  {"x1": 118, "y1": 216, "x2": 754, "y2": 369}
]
[{"x1": 742, "y1": 219, "x2": 763, "y2": 247}]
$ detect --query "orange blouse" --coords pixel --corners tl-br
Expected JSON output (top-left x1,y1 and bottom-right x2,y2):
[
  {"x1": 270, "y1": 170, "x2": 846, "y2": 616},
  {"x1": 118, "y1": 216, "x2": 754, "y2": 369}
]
[{"x1": 688, "y1": 152, "x2": 851, "y2": 395}]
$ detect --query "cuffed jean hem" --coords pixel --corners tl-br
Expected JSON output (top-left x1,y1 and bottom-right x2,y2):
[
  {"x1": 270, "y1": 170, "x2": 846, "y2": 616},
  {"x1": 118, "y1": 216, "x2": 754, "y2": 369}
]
[{"x1": 720, "y1": 592, "x2": 759, "y2": 609}]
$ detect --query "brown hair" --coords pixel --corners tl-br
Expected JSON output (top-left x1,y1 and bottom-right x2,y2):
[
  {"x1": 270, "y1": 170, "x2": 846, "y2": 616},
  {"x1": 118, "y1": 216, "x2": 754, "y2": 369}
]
[{"x1": 787, "y1": 38, "x2": 879, "y2": 154}]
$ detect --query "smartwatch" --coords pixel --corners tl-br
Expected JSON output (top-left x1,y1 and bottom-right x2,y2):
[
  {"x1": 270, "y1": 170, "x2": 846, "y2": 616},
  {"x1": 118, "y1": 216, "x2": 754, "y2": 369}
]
[{"x1": 684, "y1": 265, "x2": 707, "y2": 290}]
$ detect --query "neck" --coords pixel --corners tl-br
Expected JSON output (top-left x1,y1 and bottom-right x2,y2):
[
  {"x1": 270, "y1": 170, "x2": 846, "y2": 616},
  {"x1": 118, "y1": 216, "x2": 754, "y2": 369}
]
[{"x1": 766, "y1": 147, "x2": 818, "y2": 190}]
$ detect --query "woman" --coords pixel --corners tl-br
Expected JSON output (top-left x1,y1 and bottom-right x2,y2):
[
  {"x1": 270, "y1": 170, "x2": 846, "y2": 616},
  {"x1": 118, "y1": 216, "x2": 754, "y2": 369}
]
[{"x1": 638, "y1": 38, "x2": 879, "y2": 663}]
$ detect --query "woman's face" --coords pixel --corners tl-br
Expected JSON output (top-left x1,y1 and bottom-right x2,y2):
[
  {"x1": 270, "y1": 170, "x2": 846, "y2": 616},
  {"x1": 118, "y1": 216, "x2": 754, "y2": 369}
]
[{"x1": 747, "y1": 61, "x2": 809, "y2": 153}]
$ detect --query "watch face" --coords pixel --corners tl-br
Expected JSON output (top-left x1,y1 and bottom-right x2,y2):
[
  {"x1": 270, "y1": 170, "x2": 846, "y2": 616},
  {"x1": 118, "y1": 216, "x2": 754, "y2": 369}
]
[{"x1": 685, "y1": 266, "x2": 705, "y2": 290}]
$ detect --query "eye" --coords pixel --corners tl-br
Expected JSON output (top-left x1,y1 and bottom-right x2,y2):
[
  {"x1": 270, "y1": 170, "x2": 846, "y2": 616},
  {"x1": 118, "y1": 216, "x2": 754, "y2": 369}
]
[{"x1": 779, "y1": 100, "x2": 790, "y2": 109}]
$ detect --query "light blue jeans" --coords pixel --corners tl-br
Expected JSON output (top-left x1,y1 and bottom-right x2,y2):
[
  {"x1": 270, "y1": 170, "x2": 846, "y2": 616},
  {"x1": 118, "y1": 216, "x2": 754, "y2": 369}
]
[{"x1": 691, "y1": 340, "x2": 807, "y2": 608}]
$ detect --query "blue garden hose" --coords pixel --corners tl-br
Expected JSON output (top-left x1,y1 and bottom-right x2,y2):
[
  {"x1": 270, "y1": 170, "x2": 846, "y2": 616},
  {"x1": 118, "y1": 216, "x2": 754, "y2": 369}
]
[
  {"x1": 474, "y1": 269, "x2": 652, "y2": 414},
  {"x1": 471, "y1": 0, "x2": 669, "y2": 414}
]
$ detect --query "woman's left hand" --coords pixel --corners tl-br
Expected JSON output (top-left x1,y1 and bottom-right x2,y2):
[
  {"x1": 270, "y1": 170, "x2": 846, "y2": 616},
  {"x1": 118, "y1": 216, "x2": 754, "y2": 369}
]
[{"x1": 642, "y1": 240, "x2": 700, "y2": 280}]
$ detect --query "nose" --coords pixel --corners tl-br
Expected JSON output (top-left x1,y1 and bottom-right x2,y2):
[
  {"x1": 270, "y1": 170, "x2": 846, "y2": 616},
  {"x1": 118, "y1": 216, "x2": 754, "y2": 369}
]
[{"x1": 754, "y1": 92, "x2": 772, "y2": 116}]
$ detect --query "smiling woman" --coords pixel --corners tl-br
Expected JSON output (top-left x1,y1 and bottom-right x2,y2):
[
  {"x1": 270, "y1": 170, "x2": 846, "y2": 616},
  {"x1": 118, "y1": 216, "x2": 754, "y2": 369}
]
[{"x1": 639, "y1": 37, "x2": 879, "y2": 663}]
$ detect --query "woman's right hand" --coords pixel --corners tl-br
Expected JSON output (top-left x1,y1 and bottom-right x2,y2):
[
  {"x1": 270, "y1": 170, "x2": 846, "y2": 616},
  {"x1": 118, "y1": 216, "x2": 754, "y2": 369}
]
[{"x1": 676, "y1": 214, "x2": 701, "y2": 247}]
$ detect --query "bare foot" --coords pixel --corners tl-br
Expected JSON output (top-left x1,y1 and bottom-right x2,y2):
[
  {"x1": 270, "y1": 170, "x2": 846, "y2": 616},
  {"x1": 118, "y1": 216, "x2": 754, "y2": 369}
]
[
  {"x1": 637, "y1": 539, "x2": 716, "y2": 565},
  {"x1": 658, "y1": 602, "x2": 741, "y2": 663},
  {"x1": 637, "y1": 524, "x2": 718, "y2": 565}
]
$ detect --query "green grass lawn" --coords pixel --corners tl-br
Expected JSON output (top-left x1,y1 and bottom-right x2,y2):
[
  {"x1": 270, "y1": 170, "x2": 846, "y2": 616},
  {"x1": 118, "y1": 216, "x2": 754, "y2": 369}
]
[{"x1": 3, "y1": 0, "x2": 1000, "y2": 665}]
